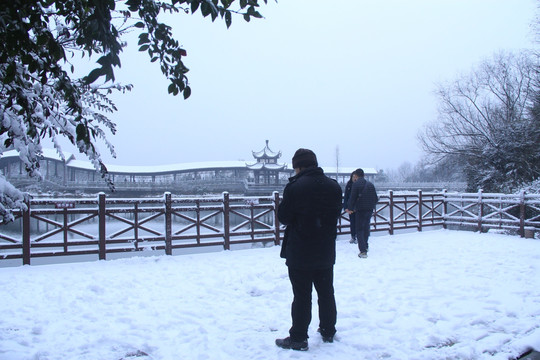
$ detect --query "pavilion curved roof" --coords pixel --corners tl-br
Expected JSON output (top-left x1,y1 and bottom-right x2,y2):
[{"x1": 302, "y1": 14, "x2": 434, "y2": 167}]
[
  {"x1": 252, "y1": 140, "x2": 281, "y2": 159},
  {"x1": 245, "y1": 163, "x2": 287, "y2": 171}
]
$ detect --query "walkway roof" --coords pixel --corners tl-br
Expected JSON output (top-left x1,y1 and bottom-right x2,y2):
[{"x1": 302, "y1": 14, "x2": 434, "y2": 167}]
[{"x1": 1, "y1": 149, "x2": 378, "y2": 176}]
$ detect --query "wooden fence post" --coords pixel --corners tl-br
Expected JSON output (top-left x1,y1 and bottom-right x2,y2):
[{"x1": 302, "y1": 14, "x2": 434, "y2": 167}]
[
  {"x1": 223, "y1": 192, "x2": 230, "y2": 250},
  {"x1": 164, "y1": 192, "x2": 172, "y2": 255},
  {"x1": 273, "y1": 191, "x2": 280, "y2": 245},
  {"x1": 418, "y1": 190, "x2": 423, "y2": 232},
  {"x1": 519, "y1": 190, "x2": 526, "y2": 237},
  {"x1": 477, "y1": 189, "x2": 483, "y2": 232},
  {"x1": 22, "y1": 195, "x2": 31, "y2": 265},
  {"x1": 442, "y1": 189, "x2": 448, "y2": 230},
  {"x1": 195, "y1": 199, "x2": 201, "y2": 245},
  {"x1": 389, "y1": 190, "x2": 394, "y2": 235},
  {"x1": 134, "y1": 202, "x2": 139, "y2": 251},
  {"x1": 63, "y1": 208, "x2": 69, "y2": 253},
  {"x1": 98, "y1": 192, "x2": 106, "y2": 260}
]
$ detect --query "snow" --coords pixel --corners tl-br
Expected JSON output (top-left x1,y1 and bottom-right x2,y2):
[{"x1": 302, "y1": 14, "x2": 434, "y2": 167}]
[
  {"x1": 1, "y1": 149, "x2": 74, "y2": 163},
  {"x1": 0, "y1": 229, "x2": 539, "y2": 360},
  {"x1": 1, "y1": 148, "x2": 379, "y2": 176},
  {"x1": 2, "y1": 149, "x2": 252, "y2": 174},
  {"x1": 85, "y1": 160, "x2": 251, "y2": 174},
  {"x1": 0, "y1": 175, "x2": 26, "y2": 223},
  {"x1": 322, "y1": 166, "x2": 378, "y2": 176}
]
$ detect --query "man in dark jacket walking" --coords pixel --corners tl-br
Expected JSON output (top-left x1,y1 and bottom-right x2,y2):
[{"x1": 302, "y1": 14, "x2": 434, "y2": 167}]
[
  {"x1": 275, "y1": 148, "x2": 343, "y2": 351},
  {"x1": 346, "y1": 168, "x2": 378, "y2": 258},
  {"x1": 343, "y1": 171, "x2": 357, "y2": 244}
]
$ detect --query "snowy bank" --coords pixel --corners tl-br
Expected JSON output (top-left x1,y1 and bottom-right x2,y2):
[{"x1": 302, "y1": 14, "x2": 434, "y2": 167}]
[{"x1": 0, "y1": 230, "x2": 539, "y2": 360}]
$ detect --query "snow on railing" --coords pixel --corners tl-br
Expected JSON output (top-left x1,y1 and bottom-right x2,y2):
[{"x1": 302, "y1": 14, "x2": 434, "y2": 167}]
[
  {"x1": 0, "y1": 190, "x2": 538, "y2": 265},
  {"x1": 444, "y1": 190, "x2": 540, "y2": 235}
]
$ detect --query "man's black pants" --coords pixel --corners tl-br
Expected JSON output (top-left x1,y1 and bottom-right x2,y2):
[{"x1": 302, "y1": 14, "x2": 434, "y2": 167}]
[
  {"x1": 288, "y1": 266, "x2": 337, "y2": 341},
  {"x1": 355, "y1": 210, "x2": 373, "y2": 253}
]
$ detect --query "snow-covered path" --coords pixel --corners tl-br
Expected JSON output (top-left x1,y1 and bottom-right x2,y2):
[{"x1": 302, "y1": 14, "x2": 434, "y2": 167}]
[{"x1": 1, "y1": 230, "x2": 539, "y2": 360}]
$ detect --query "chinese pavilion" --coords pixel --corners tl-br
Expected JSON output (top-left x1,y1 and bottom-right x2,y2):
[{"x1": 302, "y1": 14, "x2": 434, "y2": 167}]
[{"x1": 246, "y1": 140, "x2": 288, "y2": 185}]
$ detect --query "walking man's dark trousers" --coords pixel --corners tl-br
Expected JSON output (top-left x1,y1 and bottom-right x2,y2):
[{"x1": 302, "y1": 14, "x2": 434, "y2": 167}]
[{"x1": 355, "y1": 210, "x2": 373, "y2": 254}]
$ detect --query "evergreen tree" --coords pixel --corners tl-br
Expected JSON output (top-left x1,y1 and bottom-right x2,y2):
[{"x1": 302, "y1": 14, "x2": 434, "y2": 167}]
[{"x1": 0, "y1": 0, "x2": 267, "y2": 222}]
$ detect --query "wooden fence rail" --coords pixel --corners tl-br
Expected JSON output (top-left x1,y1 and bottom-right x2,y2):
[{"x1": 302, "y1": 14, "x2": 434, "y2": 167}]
[
  {"x1": 0, "y1": 190, "x2": 538, "y2": 265},
  {"x1": 443, "y1": 190, "x2": 540, "y2": 235}
]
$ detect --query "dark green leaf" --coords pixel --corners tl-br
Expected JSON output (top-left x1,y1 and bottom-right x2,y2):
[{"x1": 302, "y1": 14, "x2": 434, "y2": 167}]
[
  {"x1": 183, "y1": 86, "x2": 191, "y2": 99},
  {"x1": 84, "y1": 68, "x2": 103, "y2": 84},
  {"x1": 76, "y1": 123, "x2": 88, "y2": 142},
  {"x1": 126, "y1": 0, "x2": 141, "y2": 11},
  {"x1": 104, "y1": 66, "x2": 115, "y2": 82},
  {"x1": 138, "y1": 33, "x2": 150, "y2": 45},
  {"x1": 201, "y1": 2, "x2": 211, "y2": 17},
  {"x1": 247, "y1": 6, "x2": 262, "y2": 18},
  {"x1": 191, "y1": 1, "x2": 200, "y2": 13},
  {"x1": 97, "y1": 56, "x2": 110, "y2": 66},
  {"x1": 37, "y1": 34, "x2": 47, "y2": 46},
  {"x1": 225, "y1": 11, "x2": 232, "y2": 28},
  {"x1": 4, "y1": 63, "x2": 16, "y2": 84},
  {"x1": 111, "y1": 54, "x2": 121, "y2": 67}
]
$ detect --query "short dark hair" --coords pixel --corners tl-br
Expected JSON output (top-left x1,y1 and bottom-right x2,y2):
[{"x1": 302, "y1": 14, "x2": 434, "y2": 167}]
[
  {"x1": 354, "y1": 168, "x2": 364, "y2": 177},
  {"x1": 292, "y1": 148, "x2": 318, "y2": 169}
]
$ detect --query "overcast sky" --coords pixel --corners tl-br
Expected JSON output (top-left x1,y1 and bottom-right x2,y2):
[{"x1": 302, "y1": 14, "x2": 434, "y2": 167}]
[{"x1": 53, "y1": 0, "x2": 538, "y2": 171}]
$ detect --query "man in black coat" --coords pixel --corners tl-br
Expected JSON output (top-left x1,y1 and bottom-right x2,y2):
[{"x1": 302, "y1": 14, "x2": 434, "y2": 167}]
[
  {"x1": 346, "y1": 168, "x2": 378, "y2": 258},
  {"x1": 275, "y1": 148, "x2": 343, "y2": 351}
]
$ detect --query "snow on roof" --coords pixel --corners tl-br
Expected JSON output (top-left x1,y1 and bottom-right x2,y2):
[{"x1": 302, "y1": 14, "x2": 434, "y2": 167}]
[
  {"x1": 251, "y1": 140, "x2": 281, "y2": 159},
  {"x1": 104, "y1": 161, "x2": 249, "y2": 175},
  {"x1": 66, "y1": 159, "x2": 96, "y2": 171},
  {"x1": 322, "y1": 166, "x2": 378, "y2": 175},
  {"x1": 1, "y1": 149, "x2": 378, "y2": 176},
  {"x1": 246, "y1": 163, "x2": 287, "y2": 171},
  {"x1": 2, "y1": 148, "x2": 74, "y2": 162}
]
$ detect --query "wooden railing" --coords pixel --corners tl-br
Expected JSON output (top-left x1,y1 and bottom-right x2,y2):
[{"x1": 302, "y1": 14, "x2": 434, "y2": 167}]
[
  {"x1": 366, "y1": 190, "x2": 446, "y2": 234},
  {"x1": 0, "y1": 190, "x2": 538, "y2": 265},
  {"x1": 0, "y1": 192, "x2": 281, "y2": 265},
  {"x1": 443, "y1": 190, "x2": 540, "y2": 235},
  {"x1": 374, "y1": 181, "x2": 468, "y2": 192}
]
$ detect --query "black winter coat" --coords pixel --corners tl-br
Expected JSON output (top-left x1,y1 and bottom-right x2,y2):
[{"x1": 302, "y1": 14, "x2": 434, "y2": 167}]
[
  {"x1": 278, "y1": 167, "x2": 343, "y2": 270},
  {"x1": 343, "y1": 180, "x2": 353, "y2": 211},
  {"x1": 347, "y1": 178, "x2": 378, "y2": 212}
]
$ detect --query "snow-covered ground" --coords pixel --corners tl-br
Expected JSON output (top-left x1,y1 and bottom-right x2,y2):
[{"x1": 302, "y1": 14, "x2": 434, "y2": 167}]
[{"x1": 0, "y1": 229, "x2": 539, "y2": 360}]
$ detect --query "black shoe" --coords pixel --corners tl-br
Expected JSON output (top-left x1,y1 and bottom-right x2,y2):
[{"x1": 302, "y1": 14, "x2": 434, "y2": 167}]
[
  {"x1": 275, "y1": 337, "x2": 308, "y2": 351},
  {"x1": 317, "y1": 328, "x2": 334, "y2": 343}
]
